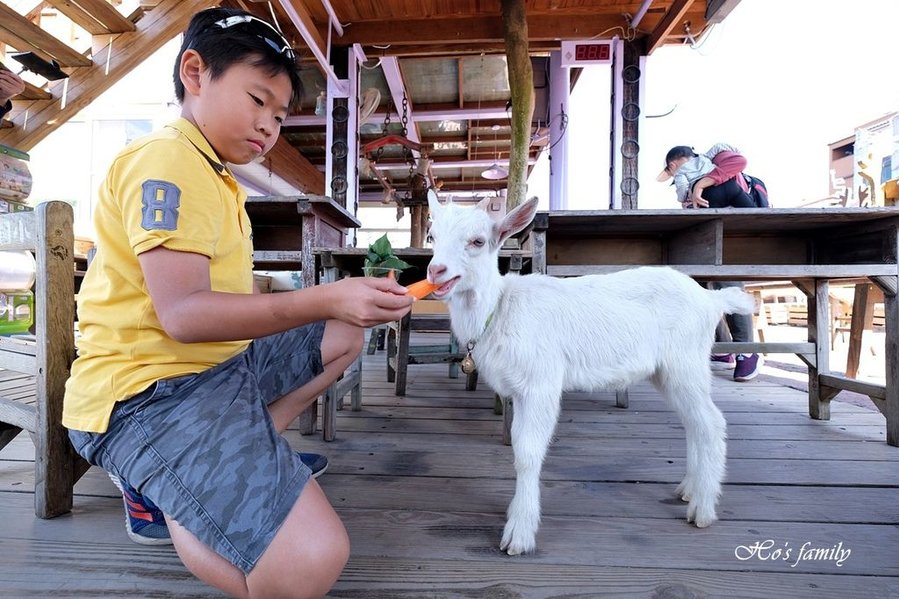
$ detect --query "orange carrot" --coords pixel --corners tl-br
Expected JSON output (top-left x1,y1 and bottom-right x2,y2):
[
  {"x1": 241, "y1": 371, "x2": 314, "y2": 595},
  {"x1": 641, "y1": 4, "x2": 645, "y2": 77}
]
[{"x1": 405, "y1": 279, "x2": 440, "y2": 299}]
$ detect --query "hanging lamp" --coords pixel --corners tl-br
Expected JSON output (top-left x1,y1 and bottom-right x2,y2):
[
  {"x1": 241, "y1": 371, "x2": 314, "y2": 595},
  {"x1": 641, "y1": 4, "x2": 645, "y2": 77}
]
[{"x1": 481, "y1": 124, "x2": 508, "y2": 180}]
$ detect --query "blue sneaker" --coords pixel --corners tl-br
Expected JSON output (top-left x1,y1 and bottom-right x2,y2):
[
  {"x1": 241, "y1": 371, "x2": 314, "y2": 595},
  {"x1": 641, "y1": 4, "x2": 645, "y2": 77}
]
[
  {"x1": 108, "y1": 472, "x2": 172, "y2": 545},
  {"x1": 301, "y1": 452, "x2": 328, "y2": 478}
]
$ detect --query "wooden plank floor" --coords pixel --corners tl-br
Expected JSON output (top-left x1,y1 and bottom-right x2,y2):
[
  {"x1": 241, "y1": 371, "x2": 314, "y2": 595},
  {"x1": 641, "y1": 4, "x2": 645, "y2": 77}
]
[{"x1": 1, "y1": 332, "x2": 898, "y2": 598}]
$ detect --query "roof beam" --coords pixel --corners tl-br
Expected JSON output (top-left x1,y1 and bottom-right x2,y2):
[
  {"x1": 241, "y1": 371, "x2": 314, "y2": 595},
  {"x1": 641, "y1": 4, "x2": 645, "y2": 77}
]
[
  {"x1": 646, "y1": 0, "x2": 694, "y2": 55},
  {"x1": 284, "y1": 103, "x2": 510, "y2": 127},
  {"x1": 361, "y1": 41, "x2": 561, "y2": 58},
  {"x1": 44, "y1": 0, "x2": 137, "y2": 35},
  {"x1": 264, "y1": 136, "x2": 325, "y2": 195},
  {"x1": 0, "y1": 2, "x2": 93, "y2": 67},
  {"x1": 0, "y1": 0, "x2": 215, "y2": 151},
  {"x1": 369, "y1": 157, "x2": 535, "y2": 170},
  {"x1": 337, "y1": 13, "x2": 630, "y2": 47},
  {"x1": 278, "y1": 0, "x2": 345, "y2": 91},
  {"x1": 18, "y1": 81, "x2": 53, "y2": 101},
  {"x1": 379, "y1": 57, "x2": 419, "y2": 144}
]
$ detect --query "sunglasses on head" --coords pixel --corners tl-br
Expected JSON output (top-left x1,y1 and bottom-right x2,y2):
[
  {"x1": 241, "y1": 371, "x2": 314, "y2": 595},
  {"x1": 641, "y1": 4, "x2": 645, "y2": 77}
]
[{"x1": 210, "y1": 14, "x2": 296, "y2": 61}]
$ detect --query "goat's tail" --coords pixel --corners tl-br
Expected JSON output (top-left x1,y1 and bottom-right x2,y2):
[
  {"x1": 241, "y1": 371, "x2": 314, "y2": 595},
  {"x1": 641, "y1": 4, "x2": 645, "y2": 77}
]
[{"x1": 710, "y1": 286, "x2": 756, "y2": 315}]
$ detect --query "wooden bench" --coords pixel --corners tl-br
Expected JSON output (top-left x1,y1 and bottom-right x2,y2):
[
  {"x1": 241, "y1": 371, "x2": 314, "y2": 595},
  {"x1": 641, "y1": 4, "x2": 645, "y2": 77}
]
[
  {"x1": 531, "y1": 208, "x2": 899, "y2": 447},
  {"x1": 0, "y1": 201, "x2": 89, "y2": 518}
]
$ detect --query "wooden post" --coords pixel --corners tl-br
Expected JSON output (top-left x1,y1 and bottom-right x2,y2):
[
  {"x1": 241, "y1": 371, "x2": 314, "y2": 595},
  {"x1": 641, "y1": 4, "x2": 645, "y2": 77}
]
[
  {"x1": 619, "y1": 39, "x2": 644, "y2": 209},
  {"x1": 808, "y1": 280, "x2": 839, "y2": 420},
  {"x1": 330, "y1": 97, "x2": 349, "y2": 208},
  {"x1": 882, "y1": 286, "x2": 898, "y2": 446},
  {"x1": 845, "y1": 283, "x2": 876, "y2": 378},
  {"x1": 501, "y1": 0, "x2": 534, "y2": 210},
  {"x1": 409, "y1": 206, "x2": 424, "y2": 247}
]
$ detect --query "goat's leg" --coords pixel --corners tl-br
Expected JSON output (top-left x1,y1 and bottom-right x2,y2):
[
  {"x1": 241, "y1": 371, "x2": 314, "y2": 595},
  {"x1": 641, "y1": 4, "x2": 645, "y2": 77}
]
[
  {"x1": 655, "y1": 369, "x2": 726, "y2": 528},
  {"x1": 500, "y1": 391, "x2": 561, "y2": 555},
  {"x1": 651, "y1": 371, "x2": 697, "y2": 502}
]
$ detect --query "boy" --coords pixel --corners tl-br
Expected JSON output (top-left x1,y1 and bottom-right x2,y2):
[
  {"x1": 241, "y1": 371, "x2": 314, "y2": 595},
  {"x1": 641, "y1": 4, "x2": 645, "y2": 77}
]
[{"x1": 62, "y1": 8, "x2": 413, "y2": 598}]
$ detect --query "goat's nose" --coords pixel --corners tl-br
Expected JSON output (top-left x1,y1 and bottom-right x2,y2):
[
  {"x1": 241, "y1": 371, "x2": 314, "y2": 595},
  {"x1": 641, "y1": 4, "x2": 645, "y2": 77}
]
[{"x1": 428, "y1": 263, "x2": 447, "y2": 282}]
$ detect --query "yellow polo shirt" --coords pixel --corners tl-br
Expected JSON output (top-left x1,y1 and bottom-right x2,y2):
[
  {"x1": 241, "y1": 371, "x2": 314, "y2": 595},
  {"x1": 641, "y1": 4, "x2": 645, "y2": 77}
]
[{"x1": 63, "y1": 118, "x2": 254, "y2": 433}]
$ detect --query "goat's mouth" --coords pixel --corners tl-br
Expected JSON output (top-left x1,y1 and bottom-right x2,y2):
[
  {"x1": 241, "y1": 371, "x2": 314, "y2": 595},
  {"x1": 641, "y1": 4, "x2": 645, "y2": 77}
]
[{"x1": 430, "y1": 276, "x2": 460, "y2": 298}]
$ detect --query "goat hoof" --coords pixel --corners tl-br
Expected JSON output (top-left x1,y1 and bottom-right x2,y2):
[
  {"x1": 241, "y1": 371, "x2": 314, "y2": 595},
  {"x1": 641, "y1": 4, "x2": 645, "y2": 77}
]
[
  {"x1": 687, "y1": 503, "x2": 717, "y2": 528},
  {"x1": 500, "y1": 541, "x2": 532, "y2": 556},
  {"x1": 500, "y1": 526, "x2": 536, "y2": 556},
  {"x1": 675, "y1": 478, "x2": 693, "y2": 502}
]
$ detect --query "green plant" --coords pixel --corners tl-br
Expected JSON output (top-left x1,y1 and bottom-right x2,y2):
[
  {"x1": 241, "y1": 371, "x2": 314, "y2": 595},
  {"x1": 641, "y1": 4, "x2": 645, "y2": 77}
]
[{"x1": 363, "y1": 234, "x2": 412, "y2": 277}]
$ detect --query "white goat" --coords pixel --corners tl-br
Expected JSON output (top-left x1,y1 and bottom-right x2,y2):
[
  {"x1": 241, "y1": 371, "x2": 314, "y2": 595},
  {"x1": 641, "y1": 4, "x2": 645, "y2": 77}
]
[{"x1": 426, "y1": 193, "x2": 756, "y2": 556}]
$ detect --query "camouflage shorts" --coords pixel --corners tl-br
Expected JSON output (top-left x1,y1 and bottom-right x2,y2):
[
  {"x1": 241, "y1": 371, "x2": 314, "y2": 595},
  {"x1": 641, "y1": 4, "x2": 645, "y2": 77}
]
[{"x1": 68, "y1": 321, "x2": 326, "y2": 574}]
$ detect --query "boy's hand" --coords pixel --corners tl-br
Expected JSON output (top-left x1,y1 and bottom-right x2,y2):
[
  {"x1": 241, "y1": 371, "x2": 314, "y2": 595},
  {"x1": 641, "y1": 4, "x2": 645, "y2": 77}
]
[
  {"x1": 691, "y1": 191, "x2": 709, "y2": 208},
  {"x1": 328, "y1": 276, "x2": 414, "y2": 327}
]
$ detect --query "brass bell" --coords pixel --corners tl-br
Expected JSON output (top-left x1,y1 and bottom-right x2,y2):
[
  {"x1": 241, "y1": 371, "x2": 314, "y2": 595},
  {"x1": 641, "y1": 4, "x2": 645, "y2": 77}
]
[{"x1": 460, "y1": 353, "x2": 477, "y2": 374}]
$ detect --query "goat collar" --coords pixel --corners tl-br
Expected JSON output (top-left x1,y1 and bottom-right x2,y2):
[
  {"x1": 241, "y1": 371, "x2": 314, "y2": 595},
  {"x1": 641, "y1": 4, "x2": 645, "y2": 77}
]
[{"x1": 459, "y1": 299, "x2": 499, "y2": 375}]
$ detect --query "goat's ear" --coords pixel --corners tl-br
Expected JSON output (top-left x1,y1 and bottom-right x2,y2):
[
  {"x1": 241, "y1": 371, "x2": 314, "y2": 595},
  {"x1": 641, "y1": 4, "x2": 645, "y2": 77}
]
[
  {"x1": 427, "y1": 188, "x2": 443, "y2": 215},
  {"x1": 495, "y1": 196, "x2": 539, "y2": 246}
]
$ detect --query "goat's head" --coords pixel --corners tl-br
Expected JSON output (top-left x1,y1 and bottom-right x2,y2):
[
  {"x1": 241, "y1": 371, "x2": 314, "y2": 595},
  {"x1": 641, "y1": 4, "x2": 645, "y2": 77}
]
[{"x1": 426, "y1": 190, "x2": 538, "y2": 300}]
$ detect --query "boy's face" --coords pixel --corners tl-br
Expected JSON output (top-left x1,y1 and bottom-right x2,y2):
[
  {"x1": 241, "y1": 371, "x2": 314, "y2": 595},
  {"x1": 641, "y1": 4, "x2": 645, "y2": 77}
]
[{"x1": 183, "y1": 56, "x2": 292, "y2": 165}]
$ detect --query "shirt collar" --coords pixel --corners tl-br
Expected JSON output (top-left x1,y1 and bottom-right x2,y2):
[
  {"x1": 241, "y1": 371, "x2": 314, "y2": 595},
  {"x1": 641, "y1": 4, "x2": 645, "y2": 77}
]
[{"x1": 166, "y1": 118, "x2": 232, "y2": 178}]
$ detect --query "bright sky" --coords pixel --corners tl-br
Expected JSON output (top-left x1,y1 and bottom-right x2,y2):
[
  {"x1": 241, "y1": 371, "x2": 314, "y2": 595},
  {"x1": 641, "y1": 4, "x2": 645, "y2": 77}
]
[{"x1": 529, "y1": 0, "x2": 899, "y2": 210}]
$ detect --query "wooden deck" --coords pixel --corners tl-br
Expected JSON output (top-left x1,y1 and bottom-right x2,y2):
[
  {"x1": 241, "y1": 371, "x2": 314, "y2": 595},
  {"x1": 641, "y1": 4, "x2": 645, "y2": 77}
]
[{"x1": 1, "y1": 332, "x2": 898, "y2": 598}]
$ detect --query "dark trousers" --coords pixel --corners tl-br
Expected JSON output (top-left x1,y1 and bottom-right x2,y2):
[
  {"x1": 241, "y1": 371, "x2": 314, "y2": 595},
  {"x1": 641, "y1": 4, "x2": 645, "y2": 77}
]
[
  {"x1": 701, "y1": 177, "x2": 756, "y2": 208},
  {"x1": 707, "y1": 281, "x2": 753, "y2": 344}
]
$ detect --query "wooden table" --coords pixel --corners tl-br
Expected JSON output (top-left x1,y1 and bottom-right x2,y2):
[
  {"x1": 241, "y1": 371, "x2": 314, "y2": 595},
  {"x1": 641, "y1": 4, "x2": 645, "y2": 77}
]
[
  {"x1": 245, "y1": 194, "x2": 361, "y2": 290},
  {"x1": 530, "y1": 207, "x2": 899, "y2": 446},
  {"x1": 314, "y1": 246, "x2": 531, "y2": 284}
]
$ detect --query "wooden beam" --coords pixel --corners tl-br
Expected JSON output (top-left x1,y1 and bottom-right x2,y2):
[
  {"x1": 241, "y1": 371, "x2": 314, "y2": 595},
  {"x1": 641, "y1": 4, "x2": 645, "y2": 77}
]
[
  {"x1": 361, "y1": 41, "x2": 562, "y2": 58},
  {"x1": 264, "y1": 136, "x2": 325, "y2": 195},
  {"x1": 279, "y1": 0, "x2": 328, "y2": 75},
  {"x1": 0, "y1": 3, "x2": 93, "y2": 67},
  {"x1": 337, "y1": 13, "x2": 631, "y2": 47},
  {"x1": 379, "y1": 57, "x2": 419, "y2": 144},
  {"x1": 44, "y1": 0, "x2": 137, "y2": 35},
  {"x1": 18, "y1": 81, "x2": 53, "y2": 101},
  {"x1": 0, "y1": 0, "x2": 218, "y2": 151},
  {"x1": 457, "y1": 58, "x2": 464, "y2": 108},
  {"x1": 501, "y1": 0, "x2": 533, "y2": 210},
  {"x1": 646, "y1": 0, "x2": 695, "y2": 55}
]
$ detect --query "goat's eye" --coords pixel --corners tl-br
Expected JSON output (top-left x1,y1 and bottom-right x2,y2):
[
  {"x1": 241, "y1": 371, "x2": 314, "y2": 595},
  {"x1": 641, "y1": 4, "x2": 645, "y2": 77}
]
[{"x1": 470, "y1": 237, "x2": 485, "y2": 248}]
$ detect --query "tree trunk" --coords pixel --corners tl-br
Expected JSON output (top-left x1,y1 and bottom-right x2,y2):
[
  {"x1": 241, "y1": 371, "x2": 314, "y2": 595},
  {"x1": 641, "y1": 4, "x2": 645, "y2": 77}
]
[{"x1": 501, "y1": 0, "x2": 534, "y2": 210}]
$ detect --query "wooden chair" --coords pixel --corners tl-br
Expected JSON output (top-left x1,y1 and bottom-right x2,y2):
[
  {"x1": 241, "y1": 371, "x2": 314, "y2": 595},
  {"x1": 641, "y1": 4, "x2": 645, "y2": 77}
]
[{"x1": 0, "y1": 201, "x2": 89, "y2": 518}]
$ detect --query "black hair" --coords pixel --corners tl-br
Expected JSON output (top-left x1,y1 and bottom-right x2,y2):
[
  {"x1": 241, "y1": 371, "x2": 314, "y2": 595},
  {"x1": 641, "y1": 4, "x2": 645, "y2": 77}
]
[
  {"x1": 173, "y1": 7, "x2": 303, "y2": 111},
  {"x1": 664, "y1": 145, "x2": 698, "y2": 165}
]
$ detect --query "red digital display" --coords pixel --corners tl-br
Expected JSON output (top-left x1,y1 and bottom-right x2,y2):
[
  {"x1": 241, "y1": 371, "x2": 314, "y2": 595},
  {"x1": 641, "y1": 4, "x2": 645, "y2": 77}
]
[{"x1": 574, "y1": 43, "x2": 611, "y2": 62}]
